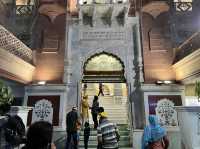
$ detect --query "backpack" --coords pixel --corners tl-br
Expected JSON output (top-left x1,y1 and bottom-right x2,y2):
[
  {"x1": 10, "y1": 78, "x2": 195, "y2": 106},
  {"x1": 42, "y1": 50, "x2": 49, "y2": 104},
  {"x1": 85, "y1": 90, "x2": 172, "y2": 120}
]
[{"x1": 4, "y1": 115, "x2": 26, "y2": 146}]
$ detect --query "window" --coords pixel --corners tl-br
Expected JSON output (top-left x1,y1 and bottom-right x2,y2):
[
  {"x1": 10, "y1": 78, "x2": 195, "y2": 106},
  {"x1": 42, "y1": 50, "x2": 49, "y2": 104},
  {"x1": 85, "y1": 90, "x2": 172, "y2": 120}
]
[{"x1": 174, "y1": 0, "x2": 192, "y2": 12}]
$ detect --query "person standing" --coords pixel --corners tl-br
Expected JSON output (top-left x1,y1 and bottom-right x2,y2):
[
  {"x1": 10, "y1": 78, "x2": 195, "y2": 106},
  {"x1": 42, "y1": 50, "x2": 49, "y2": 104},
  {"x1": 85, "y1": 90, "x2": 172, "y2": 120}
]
[
  {"x1": 81, "y1": 95, "x2": 90, "y2": 126},
  {"x1": 4, "y1": 114, "x2": 26, "y2": 149},
  {"x1": 142, "y1": 115, "x2": 169, "y2": 149},
  {"x1": 83, "y1": 122, "x2": 90, "y2": 149},
  {"x1": 91, "y1": 95, "x2": 99, "y2": 129},
  {"x1": 97, "y1": 112, "x2": 119, "y2": 149},
  {"x1": 22, "y1": 121, "x2": 56, "y2": 149},
  {"x1": 98, "y1": 83, "x2": 104, "y2": 96},
  {"x1": 66, "y1": 107, "x2": 81, "y2": 149}
]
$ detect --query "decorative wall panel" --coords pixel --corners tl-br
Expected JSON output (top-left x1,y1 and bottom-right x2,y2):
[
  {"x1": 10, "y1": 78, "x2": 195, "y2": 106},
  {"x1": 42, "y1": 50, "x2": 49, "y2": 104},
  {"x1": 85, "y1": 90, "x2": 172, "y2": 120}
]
[{"x1": 27, "y1": 95, "x2": 60, "y2": 126}]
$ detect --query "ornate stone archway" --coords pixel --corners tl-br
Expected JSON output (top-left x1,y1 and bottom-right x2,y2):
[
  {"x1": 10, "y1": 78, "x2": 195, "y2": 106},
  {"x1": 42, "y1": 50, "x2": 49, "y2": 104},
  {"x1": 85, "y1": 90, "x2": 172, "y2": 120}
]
[{"x1": 83, "y1": 51, "x2": 125, "y2": 82}]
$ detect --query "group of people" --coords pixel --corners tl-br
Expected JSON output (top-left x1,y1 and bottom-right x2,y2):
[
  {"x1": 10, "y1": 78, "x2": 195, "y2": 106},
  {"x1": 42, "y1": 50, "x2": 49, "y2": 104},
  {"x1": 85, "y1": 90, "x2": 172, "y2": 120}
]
[
  {"x1": 66, "y1": 105, "x2": 120, "y2": 149},
  {"x1": 0, "y1": 82, "x2": 169, "y2": 149},
  {"x1": 65, "y1": 83, "x2": 120, "y2": 149},
  {"x1": 0, "y1": 114, "x2": 56, "y2": 149},
  {"x1": 66, "y1": 89, "x2": 120, "y2": 149},
  {"x1": 67, "y1": 97, "x2": 170, "y2": 149}
]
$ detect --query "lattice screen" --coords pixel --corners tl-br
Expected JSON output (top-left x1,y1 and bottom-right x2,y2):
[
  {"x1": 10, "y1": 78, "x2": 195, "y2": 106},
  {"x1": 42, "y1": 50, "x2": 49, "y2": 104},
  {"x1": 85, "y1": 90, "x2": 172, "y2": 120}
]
[{"x1": 0, "y1": 25, "x2": 33, "y2": 63}]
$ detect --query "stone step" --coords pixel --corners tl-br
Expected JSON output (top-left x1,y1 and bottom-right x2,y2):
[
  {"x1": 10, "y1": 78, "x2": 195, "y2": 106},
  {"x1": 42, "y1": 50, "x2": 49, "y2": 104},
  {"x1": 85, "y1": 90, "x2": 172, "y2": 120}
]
[
  {"x1": 80, "y1": 124, "x2": 129, "y2": 130},
  {"x1": 79, "y1": 147, "x2": 132, "y2": 149},
  {"x1": 99, "y1": 107, "x2": 127, "y2": 111},
  {"x1": 79, "y1": 135, "x2": 130, "y2": 141},
  {"x1": 99, "y1": 115, "x2": 128, "y2": 119},
  {"x1": 80, "y1": 130, "x2": 130, "y2": 136},
  {"x1": 97, "y1": 106, "x2": 127, "y2": 109},
  {"x1": 88, "y1": 121, "x2": 128, "y2": 125},
  {"x1": 98, "y1": 103, "x2": 127, "y2": 107},
  {"x1": 79, "y1": 141, "x2": 131, "y2": 147}
]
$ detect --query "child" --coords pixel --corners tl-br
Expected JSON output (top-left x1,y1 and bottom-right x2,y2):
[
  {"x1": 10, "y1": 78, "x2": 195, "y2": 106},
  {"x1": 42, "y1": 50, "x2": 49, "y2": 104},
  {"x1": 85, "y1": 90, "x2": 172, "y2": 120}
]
[{"x1": 84, "y1": 122, "x2": 90, "y2": 149}]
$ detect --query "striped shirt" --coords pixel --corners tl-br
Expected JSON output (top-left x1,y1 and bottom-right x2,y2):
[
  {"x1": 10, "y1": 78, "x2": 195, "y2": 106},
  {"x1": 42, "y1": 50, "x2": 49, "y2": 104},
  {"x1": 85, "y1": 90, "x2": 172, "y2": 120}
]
[{"x1": 97, "y1": 118, "x2": 119, "y2": 149}]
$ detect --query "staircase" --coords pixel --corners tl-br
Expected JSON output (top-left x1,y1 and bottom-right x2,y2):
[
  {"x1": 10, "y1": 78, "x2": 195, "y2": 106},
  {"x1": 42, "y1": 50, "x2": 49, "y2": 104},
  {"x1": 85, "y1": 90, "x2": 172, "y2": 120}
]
[
  {"x1": 79, "y1": 124, "x2": 132, "y2": 149},
  {"x1": 80, "y1": 94, "x2": 132, "y2": 149},
  {"x1": 54, "y1": 83, "x2": 132, "y2": 149}
]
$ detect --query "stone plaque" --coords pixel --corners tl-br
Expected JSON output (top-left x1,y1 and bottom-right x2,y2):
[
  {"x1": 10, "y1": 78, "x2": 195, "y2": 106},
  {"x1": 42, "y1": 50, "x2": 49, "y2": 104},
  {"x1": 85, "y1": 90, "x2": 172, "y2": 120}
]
[
  {"x1": 156, "y1": 98, "x2": 178, "y2": 127},
  {"x1": 32, "y1": 99, "x2": 53, "y2": 123},
  {"x1": 80, "y1": 30, "x2": 125, "y2": 40}
]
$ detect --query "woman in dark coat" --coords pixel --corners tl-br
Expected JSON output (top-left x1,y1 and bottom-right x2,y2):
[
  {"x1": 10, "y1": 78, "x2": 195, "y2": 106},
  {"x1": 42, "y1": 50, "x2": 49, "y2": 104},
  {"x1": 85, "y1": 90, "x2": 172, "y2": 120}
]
[{"x1": 91, "y1": 95, "x2": 99, "y2": 129}]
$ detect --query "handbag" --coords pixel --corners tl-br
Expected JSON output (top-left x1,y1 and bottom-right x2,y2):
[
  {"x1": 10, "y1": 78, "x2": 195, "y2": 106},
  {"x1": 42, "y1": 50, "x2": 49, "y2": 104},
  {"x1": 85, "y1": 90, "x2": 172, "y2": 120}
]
[{"x1": 76, "y1": 120, "x2": 81, "y2": 130}]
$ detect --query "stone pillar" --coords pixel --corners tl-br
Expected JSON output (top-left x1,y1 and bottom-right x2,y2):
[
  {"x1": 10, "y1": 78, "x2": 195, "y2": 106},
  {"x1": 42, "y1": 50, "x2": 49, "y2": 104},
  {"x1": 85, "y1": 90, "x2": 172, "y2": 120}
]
[
  {"x1": 9, "y1": 106, "x2": 32, "y2": 127},
  {"x1": 176, "y1": 106, "x2": 200, "y2": 149},
  {"x1": 64, "y1": 15, "x2": 72, "y2": 84},
  {"x1": 135, "y1": 19, "x2": 144, "y2": 83}
]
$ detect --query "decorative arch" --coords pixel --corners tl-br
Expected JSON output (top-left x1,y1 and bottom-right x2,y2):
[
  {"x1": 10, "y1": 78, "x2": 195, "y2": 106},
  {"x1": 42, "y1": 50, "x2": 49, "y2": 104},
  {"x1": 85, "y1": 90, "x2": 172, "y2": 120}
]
[
  {"x1": 142, "y1": 1, "x2": 169, "y2": 19},
  {"x1": 83, "y1": 51, "x2": 125, "y2": 82}
]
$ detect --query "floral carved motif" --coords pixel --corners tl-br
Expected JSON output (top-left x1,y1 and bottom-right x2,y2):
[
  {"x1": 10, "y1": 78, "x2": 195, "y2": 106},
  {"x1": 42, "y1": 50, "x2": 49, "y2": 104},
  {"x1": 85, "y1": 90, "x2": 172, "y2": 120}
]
[
  {"x1": 32, "y1": 99, "x2": 53, "y2": 123},
  {"x1": 156, "y1": 98, "x2": 178, "y2": 127}
]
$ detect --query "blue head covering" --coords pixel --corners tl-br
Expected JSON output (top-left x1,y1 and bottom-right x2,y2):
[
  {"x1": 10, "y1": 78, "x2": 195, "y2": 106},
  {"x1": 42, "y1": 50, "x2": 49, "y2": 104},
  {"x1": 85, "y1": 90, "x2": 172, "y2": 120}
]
[{"x1": 141, "y1": 115, "x2": 166, "y2": 149}]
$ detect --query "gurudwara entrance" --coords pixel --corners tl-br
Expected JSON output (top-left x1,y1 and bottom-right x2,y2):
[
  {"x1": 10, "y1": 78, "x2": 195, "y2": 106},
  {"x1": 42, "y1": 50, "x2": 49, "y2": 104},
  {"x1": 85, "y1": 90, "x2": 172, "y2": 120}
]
[
  {"x1": 62, "y1": 2, "x2": 142, "y2": 146},
  {"x1": 78, "y1": 53, "x2": 132, "y2": 148},
  {"x1": 81, "y1": 53, "x2": 129, "y2": 125},
  {"x1": 81, "y1": 83, "x2": 128, "y2": 125}
]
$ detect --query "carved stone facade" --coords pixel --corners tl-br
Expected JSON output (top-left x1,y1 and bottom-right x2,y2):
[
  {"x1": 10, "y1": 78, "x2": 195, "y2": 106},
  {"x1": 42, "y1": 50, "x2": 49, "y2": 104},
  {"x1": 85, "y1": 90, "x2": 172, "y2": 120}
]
[{"x1": 64, "y1": 16, "x2": 143, "y2": 123}]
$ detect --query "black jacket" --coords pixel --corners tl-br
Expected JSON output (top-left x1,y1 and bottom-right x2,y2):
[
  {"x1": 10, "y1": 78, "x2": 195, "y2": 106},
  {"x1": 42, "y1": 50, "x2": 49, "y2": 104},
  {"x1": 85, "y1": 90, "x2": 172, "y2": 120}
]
[
  {"x1": 91, "y1": 100, "x2": 99, "y2": 114},
  {"x1": 66, "y1": 110, "x2": 78, "y2": 132}
]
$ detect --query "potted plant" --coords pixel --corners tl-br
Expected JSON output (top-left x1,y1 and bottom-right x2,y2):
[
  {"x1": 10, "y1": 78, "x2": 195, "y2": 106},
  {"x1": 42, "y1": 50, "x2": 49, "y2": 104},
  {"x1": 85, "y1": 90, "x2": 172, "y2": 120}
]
[
  {"x1": 0, "y1": 81, "x2": 14, "y2": 116},
  {"x1": 195, "y1": 81, "x2": 200, "y2": 102}
]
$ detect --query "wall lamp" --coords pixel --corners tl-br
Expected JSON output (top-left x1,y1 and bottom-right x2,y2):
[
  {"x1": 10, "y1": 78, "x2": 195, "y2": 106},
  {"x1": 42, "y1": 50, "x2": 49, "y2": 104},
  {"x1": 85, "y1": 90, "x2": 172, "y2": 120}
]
[
  {"x1": 37, "y1": 81, "x2": 46, "y2": 85},
  {"x1": 155, "y1": 80, "x2": 173, "y2": 85}
]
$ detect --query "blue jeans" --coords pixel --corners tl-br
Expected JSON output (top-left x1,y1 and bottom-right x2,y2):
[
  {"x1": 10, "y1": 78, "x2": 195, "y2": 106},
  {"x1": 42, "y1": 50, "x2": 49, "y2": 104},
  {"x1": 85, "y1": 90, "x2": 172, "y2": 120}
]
[
  {"x1": 65, "y1": 131, "x2": 78, "y2": 149},
  {"x1": 5, "y1": 143, "x2": 14, "y2": 149}
]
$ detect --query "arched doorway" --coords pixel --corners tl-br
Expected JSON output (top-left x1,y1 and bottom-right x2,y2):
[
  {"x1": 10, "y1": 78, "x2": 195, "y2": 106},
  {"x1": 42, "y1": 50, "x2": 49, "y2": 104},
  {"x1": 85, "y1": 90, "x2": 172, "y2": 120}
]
[
  {"x1": 83, "y1": 52, "x2": 125, "y2": 83},
  {"x1": 81, "y1": 52, "x2": 128, "y2": 125}
]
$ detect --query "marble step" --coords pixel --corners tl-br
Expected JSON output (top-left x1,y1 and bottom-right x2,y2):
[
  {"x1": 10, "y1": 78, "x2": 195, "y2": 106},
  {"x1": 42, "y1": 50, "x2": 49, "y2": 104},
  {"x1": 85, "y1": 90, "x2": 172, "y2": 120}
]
[
  {"x1": 80, "y1": 130, "x2": 130, "y2": 136},
  {"x1": 98, "y1": 103, "x2": 127, "y2": 107},
  {"x1": 79, "y1": 135, "x2": 130, "y2": 141},
  {"x1": 88, "y1": 119, "x2": 128, "y2": 124},
  {"x1": 79, "y1": 147, "x2": 132, "y2": 149},
  {"x1": 79, "y1": 141, "x2": 131, "y2": 147}
]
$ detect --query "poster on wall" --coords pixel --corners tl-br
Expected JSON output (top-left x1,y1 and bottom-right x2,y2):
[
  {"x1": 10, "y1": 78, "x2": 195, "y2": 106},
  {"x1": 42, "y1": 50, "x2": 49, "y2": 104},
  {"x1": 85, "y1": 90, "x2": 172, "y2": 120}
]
[{"x1": 148, "y1": 95, "x2": 182, "y2": 127}]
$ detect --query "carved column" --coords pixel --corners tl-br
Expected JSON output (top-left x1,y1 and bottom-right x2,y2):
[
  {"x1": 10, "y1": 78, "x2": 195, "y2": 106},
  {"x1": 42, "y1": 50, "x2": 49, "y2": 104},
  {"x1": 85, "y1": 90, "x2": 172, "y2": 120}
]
[
  {"x1": 64, "y1": 14, "x2": 72, "y2": 84},
  {"x1": 135, "y1": 20, "x2": 144, "y2": 83}
]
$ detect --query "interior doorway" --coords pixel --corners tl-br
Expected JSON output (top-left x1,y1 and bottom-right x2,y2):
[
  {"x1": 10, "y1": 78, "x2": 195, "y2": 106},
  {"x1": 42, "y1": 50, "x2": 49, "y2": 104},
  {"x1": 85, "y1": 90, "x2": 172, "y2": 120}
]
[{"x1": 80, "y1": 83, "x2": 128, "y2": 124}]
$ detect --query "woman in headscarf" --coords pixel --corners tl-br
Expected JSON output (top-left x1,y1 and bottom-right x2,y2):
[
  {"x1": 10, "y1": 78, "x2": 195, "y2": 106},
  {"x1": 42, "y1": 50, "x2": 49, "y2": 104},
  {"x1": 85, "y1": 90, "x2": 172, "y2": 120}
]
[
  {"x1": 142, "y1": 115, "x2": 169, "y2": 149},
  {"x1": 81, "y1": 95, "x2": 90, "y2": 126}
]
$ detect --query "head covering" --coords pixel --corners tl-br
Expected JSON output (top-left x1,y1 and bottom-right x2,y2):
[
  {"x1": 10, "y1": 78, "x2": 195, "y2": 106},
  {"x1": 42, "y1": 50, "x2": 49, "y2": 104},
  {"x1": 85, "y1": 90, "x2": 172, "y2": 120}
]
[
  {"x1": 72, "y1": 106, "x2": 77, "y2": 111},
  {"x1": 83, "y1": 95, "x2": 88, "y2": 99},
  {"x1": 141, "y1": 115, "x2": 166, "y2": 149},
  {"x1": 99, "y1": 112, "x2": 108, "y2": 118},
  {"x1": 98, "y1": 107, "x2": 104, "y2": 113}
]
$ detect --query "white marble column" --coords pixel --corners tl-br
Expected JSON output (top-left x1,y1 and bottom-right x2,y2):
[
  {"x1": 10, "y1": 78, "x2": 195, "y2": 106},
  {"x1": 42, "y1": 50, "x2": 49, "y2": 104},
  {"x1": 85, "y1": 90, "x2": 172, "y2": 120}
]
[{"x1": 176, "y1": 106, "x2": 200, "y2": 149}]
